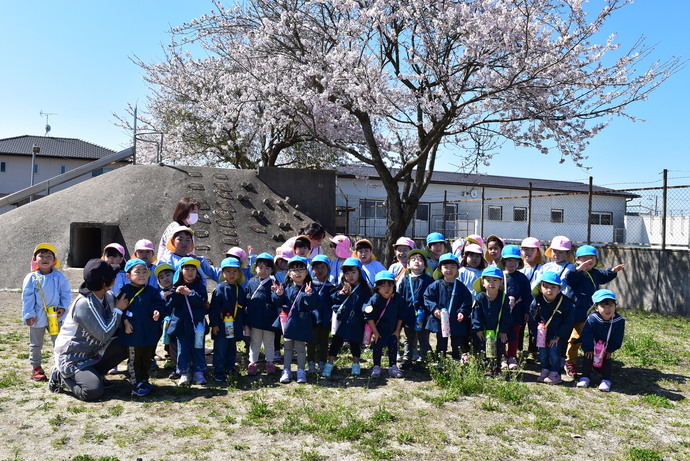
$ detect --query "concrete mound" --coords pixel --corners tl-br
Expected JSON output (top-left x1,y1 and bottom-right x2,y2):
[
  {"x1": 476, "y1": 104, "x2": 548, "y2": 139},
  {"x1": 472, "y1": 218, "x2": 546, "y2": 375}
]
[{"x1": 0, "y1": 164, "x2": 334, "y2": 289}]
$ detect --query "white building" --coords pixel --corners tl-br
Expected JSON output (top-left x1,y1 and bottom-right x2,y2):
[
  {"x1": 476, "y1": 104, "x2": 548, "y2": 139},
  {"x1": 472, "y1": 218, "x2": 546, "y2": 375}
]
[{"x1": 336, "y1": 165, "x2": 634, "y2": 245}]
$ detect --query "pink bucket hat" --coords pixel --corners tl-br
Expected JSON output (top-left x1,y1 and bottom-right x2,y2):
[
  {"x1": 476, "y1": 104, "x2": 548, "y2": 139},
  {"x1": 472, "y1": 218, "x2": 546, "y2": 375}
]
[
  {"x1": 134, "y1": 239, "x2": 155, "y2": 252},
  {"x1": 545, "y1": 236, "x2": 572, "y2": 259},
  {"x1": 520, "y1": 237, "x2": 541, "y2": 249},
  {"x1": 451, "y1": 238, "x2": 465, "y2": 257},
  {"x1": 393, "y1": 237, "x2": 415, "y2": 249},
  {"x1": 103, "y1": 243, "x2": 125, "y2": 257},
  {"x1": 329, "y1": 235, "x2": 351, "y2": 259},
  {"x1": 225, "y1": 246, "x2": 248, "y2": 268},
  {"x1": 274, "y1": 245, "x2": 294, "y2": 264},
  {"x1": 463, "y1": 243, "x2": 483, "y2": 255}
]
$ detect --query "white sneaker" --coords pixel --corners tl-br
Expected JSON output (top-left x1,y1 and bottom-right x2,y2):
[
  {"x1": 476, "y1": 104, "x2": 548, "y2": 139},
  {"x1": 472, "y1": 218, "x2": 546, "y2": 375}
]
[
  {"x1": 507, "y1": 357, "x2": 518, "y2": 370},
  {"x1": 537, "y1": 368, "x2": 550, "y2": 383},
  {"x1": 500, "y1": 359, "x2": 509, "y2": 370},
  {"x1": 599, "y1": 380, "x2": 611, "y2": 392},
  {"x1": 279, "y1": 370, "x2": 292, "y2": 384},
  {"x1": 178, "y1": 373, "x2": 191, "y2": 386},
  {"x1": 296, "y1": 369, "x2": 307, "y2": 384},
  {"x1": 577, "y1": 377, "x2": 590, "y2": 388}
]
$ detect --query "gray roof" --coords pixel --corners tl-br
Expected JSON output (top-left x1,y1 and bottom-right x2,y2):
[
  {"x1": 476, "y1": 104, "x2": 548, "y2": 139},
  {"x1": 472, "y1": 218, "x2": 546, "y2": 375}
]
[
  {"x1": 337, "y1": 165, "x2": 635, "y2": 197},
  {"x1": 0, "y1": 135, "x2": 116, "y2": 160}
]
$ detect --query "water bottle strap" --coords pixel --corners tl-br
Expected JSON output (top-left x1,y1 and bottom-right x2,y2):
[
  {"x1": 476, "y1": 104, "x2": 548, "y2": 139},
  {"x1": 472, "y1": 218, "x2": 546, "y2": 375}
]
[
  {"x1": 33, "y1": 273, "x2": 49, "y2": 314},
  {"x1": 543, "y1": 296, "x2": 563, "y2": 329}
]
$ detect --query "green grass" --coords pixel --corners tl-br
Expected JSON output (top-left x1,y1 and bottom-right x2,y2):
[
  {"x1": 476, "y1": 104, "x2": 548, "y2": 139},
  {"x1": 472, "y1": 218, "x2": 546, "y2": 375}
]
[
  {"x1": 627, "y1": 447, "x2": 664, "y2": 461},
  {"x1": 0, "y1": 370, "x2": 21, "y2": 388},
  {"x1": 639, "y1": 394, "x2": 673, "y2": 408}
]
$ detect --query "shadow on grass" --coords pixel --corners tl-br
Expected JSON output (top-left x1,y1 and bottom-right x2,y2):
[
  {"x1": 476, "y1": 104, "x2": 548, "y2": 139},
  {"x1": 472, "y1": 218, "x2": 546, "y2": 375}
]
[{"x1": 607, "y1": 364, "x2": 688, "y2": 401}]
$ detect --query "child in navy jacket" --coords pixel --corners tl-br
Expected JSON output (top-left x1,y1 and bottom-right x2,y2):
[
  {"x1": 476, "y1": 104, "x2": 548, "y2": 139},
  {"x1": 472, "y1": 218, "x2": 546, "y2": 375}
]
[
  {"x1": 563, "y1": 245, "x2": 624, "y2": 376},
  {"x1": 576, "y1": 289, "x2": 625, "y2": 392},
  {"x1": 273, "y1": 256, "x2": 316, "y2": 384},
  {"x1": 364, "y1": 271, "x2": 405, "y2": 378},
  {"x1": 166, "y1": 257, "x2": 208, "y2": 386},
  {"x1": 209, "y1": 258, "x2": 246, "y2": 382},
  {"x1": 424, "y1": 253, "x2": 474, "y2": 362},
  {"x1": 529, "y1": 272, "x2": 574, "y2": 385},
  {"x1": 245, "y1": 253, "x2": 279, "y2": 376},
  {"x1": 500, "y1": 245, "x2": 533, "y2": 371},
  {"x1": 116, "y1": 259, "x2": 165, "y2": 396},
  {"x1": 472, "y1": 266, "x2": 513, "y2": 375},
  {"x1": 307, "y1": 255, "x2": 334, "y2": 374}
]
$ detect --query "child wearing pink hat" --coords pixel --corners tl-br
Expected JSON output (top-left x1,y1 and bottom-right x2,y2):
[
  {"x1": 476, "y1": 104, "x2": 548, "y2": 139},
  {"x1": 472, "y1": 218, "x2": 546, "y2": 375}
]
[
  {"x1": 103, "y1": 243, "x2": 128, "y2": 296},
  {"x1": 389, "y1": 237, "x2": 415, "y2": 280},
  {"x1": 541, "y1": 236, "x2": 576, "y2": 299},
  {"x1": 328, "y1": 235, "x2": 351, "y2": 284},
  {"x1": 133, "y1": 239, "x2": 159, "y2": 288},
  {"x1": 519, "y1": 237, "x2": 545, "y2": 361}
]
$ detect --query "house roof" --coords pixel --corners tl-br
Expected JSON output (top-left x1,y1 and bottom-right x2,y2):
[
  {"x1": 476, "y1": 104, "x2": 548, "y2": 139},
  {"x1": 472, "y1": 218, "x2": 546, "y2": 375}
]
[
  {"x1": 337, "y1": 165, "x2": 636, "y2": 197},
  {"x1": 0, "y1": 135, "x2": 117, "y2": 160}
]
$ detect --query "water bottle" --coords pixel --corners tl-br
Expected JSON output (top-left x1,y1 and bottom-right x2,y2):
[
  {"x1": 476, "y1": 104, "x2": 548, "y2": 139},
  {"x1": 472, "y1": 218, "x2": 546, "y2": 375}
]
[
  {"x1": 415, "y1": 308, "x2": 424, "y2": 332},
  {"x1": 279, "y1": 310, "x2": 289, "y2": 334},
  {"x1": 593, "y1": 340, "x2": 606, "y2": 368},
  {"x1": 485, "y1": 330, "x2": 497, "y2": 358},
  {"x1": 224, "y1": 314, "x2": 235, "y2": 339},
  {"x1": 440, "y1": 308, "x2": 451, "y2": 338},
  {"x1": 362, "y1": 324, "x2": 373, "y2": 346},
  {"x1": 536, "y1": 322, "x2": 547, "y2": 348},
  {"x1": 331, "y1": 311, "x2": 341, "y2": 335},
  {"x1": 194, "y1": 321, "x2": 205, "y2": 349},
  {"x1": 161, "y1": 316, "x2": 171, "y2": 345},
  {"x1": 46, "y1": 306, "x2": 60, "y2": 336}
]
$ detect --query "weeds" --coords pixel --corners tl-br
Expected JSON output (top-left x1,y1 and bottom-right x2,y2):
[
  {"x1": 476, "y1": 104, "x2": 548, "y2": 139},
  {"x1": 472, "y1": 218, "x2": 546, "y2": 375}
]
[
  {"x1": 627, "y1": 447, "x2": 663, "y2": 461},
  {"x1": 639, "y1": 394, "x2": 673, "y2": 408}
]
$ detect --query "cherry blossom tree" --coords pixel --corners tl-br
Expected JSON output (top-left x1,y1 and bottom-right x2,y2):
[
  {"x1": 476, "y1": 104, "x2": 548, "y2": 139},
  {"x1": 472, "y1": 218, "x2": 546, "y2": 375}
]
[{"x1": 137, "y1": 0, "x2": 681, "y2": 262}]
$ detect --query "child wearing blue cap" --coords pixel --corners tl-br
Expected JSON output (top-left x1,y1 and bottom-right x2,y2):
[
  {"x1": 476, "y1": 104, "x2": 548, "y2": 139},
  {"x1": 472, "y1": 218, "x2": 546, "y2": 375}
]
[
  {"x1": 425, "y1": 253, "x2": 474, "y2": 362},
  {"x1": 563, "y1": 245, "x2": 625, "y2": 377},
  {"x1": 116, "y1": 259, "x2": 165, "y2": 396},
  {"x1": 209, "y1": 258, "x2": 246, "y2": 382},
  {"x1": 364, "y1": 271, "x2": 405, "y2": 378},
  {"x1": 273, "y1": 256, "x2": 316, "y2": 384},
  {"x1": 166, "y1": 257, "x2": 209, "y2": 386},
  {"x1": 471, "y1": 266, "x2": 512, "y2": 375},
  {"x1": 576, "y1": 289, "x2": 625, "y2": 392},
  {"x1": 500, "y1": 245, "x2": 533, "y2": 371},
  {"x1": 528, "y1": 272, "x2": 574, "y2": 385},
  {"x1": 323, "y1": 257, "x2": 372, "y2": 377},
  {"x1": 307, "y1": 255, "x2": 335, "y2": 374},
  {"x1": 425, "y1": 233, "x2": 446, "y2": 272},
  {"x1": 245, "y1": 253, "x2": 279, "y2": 376}
]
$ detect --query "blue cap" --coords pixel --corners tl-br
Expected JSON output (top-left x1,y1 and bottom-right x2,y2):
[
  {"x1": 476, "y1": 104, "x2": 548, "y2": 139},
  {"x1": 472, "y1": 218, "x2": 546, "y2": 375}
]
[
  {"x1": 341, "y1": 257, "x2": 362, "y2": 270},
  {"x1": 220, "y1": 257, "x2": 241, "y2": 270},
  {"x1": 592, "y1": 289, "x2": 616, "y2": 304},
  {"x1": 426, "y1": 232, "x2": 445, "y2": 246},
  {"x1": 481, "y1": 266, "x2": 503, "y2": 279},
  {"x1": 374, "y1": 270, "x2": 396, "y2": 283},
  {"x1": 255, "y1": 252, "x2": 274, "y2": 263},
  {"x1": 438, "y1": 253, "x2": 459, "y2": 266},
  {"x1": 173, "y1": 257, "x2": 200, "y2": 284},
  {"x1": 501, "y1": 245, "x2": 521, "y2": 260},
  {"x1": 124, "y1": 258, "x2": 147, "y2": 273},
  {"x1": 538, "y1": 271, "x2": 563, "y2": 286},
  {"x1": 311, "y1": 254, "x2": 331, "y2": 268},
  {"x1": 287, "y1": 255, "x2": 309, "y2": 267},
  {"x1": 576, "y1": 245, "x2": 598, "y2": 258}
]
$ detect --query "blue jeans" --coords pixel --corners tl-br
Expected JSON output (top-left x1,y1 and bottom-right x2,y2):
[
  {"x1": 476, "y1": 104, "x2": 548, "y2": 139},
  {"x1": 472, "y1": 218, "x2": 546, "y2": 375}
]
[
  {"x1": 175, "y1": 331, "x2": 207, "y2": 374},
  {"x1": 212, "y1": 334, "x2": 237, "y2": 375},
  {"x1": 539, "y1": 342, "x2": 561, "y2": 372}
]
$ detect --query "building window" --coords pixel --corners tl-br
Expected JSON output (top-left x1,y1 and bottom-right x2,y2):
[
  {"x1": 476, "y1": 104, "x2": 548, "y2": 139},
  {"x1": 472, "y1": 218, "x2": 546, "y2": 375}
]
[
  {"x1": 34, "y1": 164, "x2": 39, "y2": 174},
  {"x1": 590, "y1": 212, "x2": 612, "y2": 226},
  {"x1": 488, "y1": 205, "x2": 502, "y2": 221},
  {"x1": 60, "y1": 165, "x2": 67, "y2": 174},
  {"x1": 360, "y1": 199, "x2": 386, "y2": 219},
  {"x1": 0, "y1": 162, "x2": 5, "y2": 172},
  {"x1": 513, "y1": 207, "x2": 527, "y2": 222},
  {"x1": 416, "y1": 203, "x2": 430, "y2": 221},
  {"x1": 444, "y1": 204, "x2": 457, "y2": 221},
  {"x1": 551, "y1": 209, "x2": 564, "y2": 223}
]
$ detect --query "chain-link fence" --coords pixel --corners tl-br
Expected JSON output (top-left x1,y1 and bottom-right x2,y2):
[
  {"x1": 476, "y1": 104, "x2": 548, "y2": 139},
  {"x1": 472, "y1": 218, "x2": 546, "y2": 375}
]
[{"x1": 336, "y1": 169, "x2": 690, "y2": 250}]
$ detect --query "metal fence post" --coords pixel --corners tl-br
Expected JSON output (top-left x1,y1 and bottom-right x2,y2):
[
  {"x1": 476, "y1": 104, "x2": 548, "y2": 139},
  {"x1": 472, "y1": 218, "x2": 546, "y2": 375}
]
[
  {"x1": 587, "y1": 176, "x2": 593, "y2": 244},
  {"x1": 662, "y1": 169, "x2": 668, "y2": 250},
  {"x1": 442, "y1": 190, "x2": 447, "y2": 238},
  {"x1": 480, "y1": 187, "x2": 485, "y2": 236},
  {"x1": 527, "y1": 182, "x2": 532, "y2": 236}
]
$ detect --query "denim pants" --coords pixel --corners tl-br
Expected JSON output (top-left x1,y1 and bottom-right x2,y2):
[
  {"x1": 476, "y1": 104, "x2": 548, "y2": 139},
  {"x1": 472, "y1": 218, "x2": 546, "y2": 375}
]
[
  {"x1": 213, "y1": 334, "x2": 238, "y2": 375},
  {"x1": 539, "y1": 342, "x2": 561, "y2": 372},
  {"x1": 176, "y1": 331, "x2": 207, "y2": 374}
]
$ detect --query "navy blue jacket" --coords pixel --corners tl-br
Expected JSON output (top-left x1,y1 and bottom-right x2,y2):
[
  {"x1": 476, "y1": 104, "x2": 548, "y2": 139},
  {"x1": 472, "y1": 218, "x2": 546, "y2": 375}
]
[
  {"x1": 397, "y1": 272, "x2": 434, "y2": 328},
  {"x1": 363, "y1": 293, "x2": 405, "y2": 341},
  {"x1": 116, "y1": 284, "x2": 165, "y2": 347},
  {"x1": 471, "y1": 291, "x2": 512, "y2": 336},
  {"x1": 209, "y1": 282, "x2": 246, "y2": 339},
  {"x1": 331, "y1": 282, "x2": 371, "y2": 343},
  {"x1": 528, "y1": 293, "x2": 575, "y2": 342},
  {"x1": 579, "y1": 311, "x2": 625, "y2": 353},
  {"x1": 565, "y1": 268, "x2": 618, "y2": 322},
  {"x1": 311, "y1": 280, "x2": 336, "y2": 328},
  {"x1": 424, "y1": 279, "x2": 474, "y2": 336},
  {"x1": 245, "y1": 276, "x2": 278, "y2": 331},
  {"x1": 166, "y1": 279, "x2": 208, "y2": 338},
  {"x1": 272, "y1": 284, "x2": 316, "y2": 342},
  {"x1": 504, "y1": 271, "x2": 533, "y2": 325}
]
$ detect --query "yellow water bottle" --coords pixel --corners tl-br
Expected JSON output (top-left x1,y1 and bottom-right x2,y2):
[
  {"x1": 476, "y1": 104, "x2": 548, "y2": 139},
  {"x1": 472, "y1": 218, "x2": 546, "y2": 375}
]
[{"x1": 46, "y1": 306, "x2": 60, "y2": 336}]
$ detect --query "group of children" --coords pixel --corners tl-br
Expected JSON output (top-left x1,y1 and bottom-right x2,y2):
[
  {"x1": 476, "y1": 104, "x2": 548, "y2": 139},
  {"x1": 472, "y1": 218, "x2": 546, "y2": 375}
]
[{"x1": 22, "y1": 227, "x2": 627, "y2": 397}]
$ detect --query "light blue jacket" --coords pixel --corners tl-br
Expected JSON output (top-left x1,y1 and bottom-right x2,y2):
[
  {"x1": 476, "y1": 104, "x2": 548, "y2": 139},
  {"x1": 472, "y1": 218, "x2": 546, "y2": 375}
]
[{"x1": 22, "y1": 270, "x2": 71, "y2": 327}]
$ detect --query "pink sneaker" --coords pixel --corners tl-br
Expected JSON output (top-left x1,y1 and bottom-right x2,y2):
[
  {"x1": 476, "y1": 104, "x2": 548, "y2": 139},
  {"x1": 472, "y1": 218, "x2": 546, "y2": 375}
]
[
  {"x1": 265, "y1": 362, "x2": 276, "y2": 375},
  {"x1": 544, "y1": 371, "x2": 562, "y2": 385},
  {"x1": 537, "y1": 368, "x2": 550, "y2": 383},
  {"x1": 247, "y1": 362, "x2": 258, "y2": 376}
]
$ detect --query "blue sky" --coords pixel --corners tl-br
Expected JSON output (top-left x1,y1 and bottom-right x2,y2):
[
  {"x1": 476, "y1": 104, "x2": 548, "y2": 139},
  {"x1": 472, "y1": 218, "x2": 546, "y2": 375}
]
[{"x1": 1, "y1": 1, "x2": 688, "y2": 189}]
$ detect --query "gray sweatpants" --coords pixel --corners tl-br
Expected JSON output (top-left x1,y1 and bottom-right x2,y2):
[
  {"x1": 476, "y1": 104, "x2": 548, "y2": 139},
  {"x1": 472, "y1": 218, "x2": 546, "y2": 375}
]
[
  {"x1": 284, "y1": 339, "x2": 307, "y2": 372},
  {"x1": 29, "y1": 326, "x2": 57, "y2": 368},
  {"x1": 61, "y1": 341, "x2": 128, "y2": 402}
]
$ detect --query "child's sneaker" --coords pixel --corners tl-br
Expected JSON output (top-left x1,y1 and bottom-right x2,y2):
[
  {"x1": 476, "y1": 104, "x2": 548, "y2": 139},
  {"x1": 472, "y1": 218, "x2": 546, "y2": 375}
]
[
  {"x1": 564, "y1": 362, "x2": 577, "y2": 377},
  {"x1": 507, "y1": 357, "x2": 519, "y2": 370},
  {"x1": 193, "y1": 372, "x2": 207, "y2": 385},
  {"x1": 48, "y1": 367, "x2": 62, "y2": 393},
  {"x1": 388, "y1": 365, "x2": 403, "y2": 378},
  {"x1": 296, "y1": 369, "x2": 307, "y2": 384},
  {"x1": 108, "y1": 366, "x2": 119, "y2": 375},
  {"x1": 370, "y1": 365, "x2": 381, "y2": 378},
  {"x1": 32, "y1": 366, "x2": 47, "y2": 381},
  {"x1": 544, "y1": 371, "x2": 562, "y2": 385},
  {"x1": 412, "y1": 350, "x2": 420, "y2": 362},
  {"x1": 247, "y1": 362, "x2": 258, "y2": 376},
  {"x1": 131, "y1": 381, "x2": 151, "y2": 397},
  {"x1": 143, "y1": 380, "x2": 156, "y2": 392},
  {"x1": 576, "y1": 377, "x2": 590, "y2": 388},
  {"x1": 273, "y1": 351, "x2": 283, "y2": 362},
  {"x1": 598, "y1": 380, "x2": 611, "y2": 392},
  {"x1": 213, "y1": 373, "x2": 226, "y2": 383},
  {"x1": 308, "y1": 361, "x2": 317, "y2": 374},
  {"x1": 168, "y1": 370, "x2": 181, "y2": 380},
  {"x1": 500, "y1": 358, "x2": 509, "y2": 370},
  {"x1": 178, "y1": 373, "x2": 191, "y2": 386},
  {"x1": 279, "y1": 370, "x2": 292, "y2": 384},
  {"x1": 265, "y1": 362, "x2": 276, "y2": 375},
  {"x1": 351, "y1": 363, "x2": 361, "y2": 376},
  {"x1": 322, "y1": 363, "x2": 334, "y2": 378},
  {"x1": 537, "y1": 368, "x2": 550, "y2": 383}
]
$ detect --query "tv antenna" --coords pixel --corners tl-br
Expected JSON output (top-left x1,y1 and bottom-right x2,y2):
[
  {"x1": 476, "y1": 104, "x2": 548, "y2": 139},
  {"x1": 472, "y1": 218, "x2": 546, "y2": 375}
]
[{"x1": 39, "y1": 110, "x2": 57, "y2": 136}]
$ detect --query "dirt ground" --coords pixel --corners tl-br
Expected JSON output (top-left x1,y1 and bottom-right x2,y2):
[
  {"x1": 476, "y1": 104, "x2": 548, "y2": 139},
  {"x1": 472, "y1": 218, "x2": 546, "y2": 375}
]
[{"x1": 1, "y1": 291, "x2": 688, "y2": 461}]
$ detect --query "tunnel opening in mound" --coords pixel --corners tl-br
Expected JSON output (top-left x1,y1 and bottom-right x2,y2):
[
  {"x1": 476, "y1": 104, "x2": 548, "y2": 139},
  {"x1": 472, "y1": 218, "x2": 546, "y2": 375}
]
[{"x1": 69, "y1": 222, "x2": 126, "y2": 267}]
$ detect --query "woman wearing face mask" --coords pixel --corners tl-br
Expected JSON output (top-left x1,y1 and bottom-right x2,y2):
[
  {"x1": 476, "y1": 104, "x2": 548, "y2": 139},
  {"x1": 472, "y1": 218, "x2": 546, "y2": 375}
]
[{"x1": 157, "y1": 197, "x2": 201, "y2": 262}]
